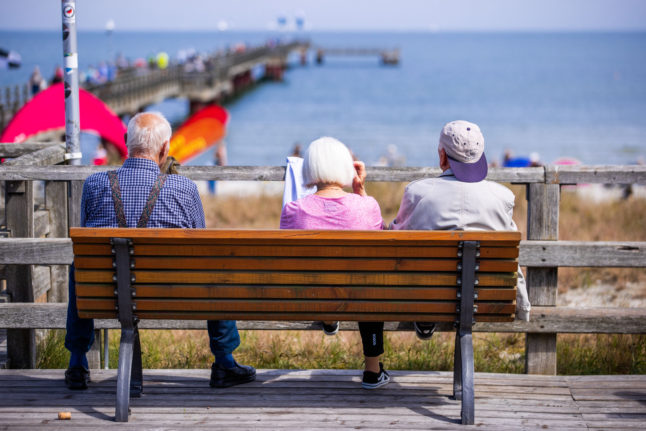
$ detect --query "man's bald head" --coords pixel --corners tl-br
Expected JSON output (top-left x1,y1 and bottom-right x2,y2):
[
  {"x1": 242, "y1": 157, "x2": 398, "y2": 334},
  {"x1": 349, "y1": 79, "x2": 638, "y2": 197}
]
[{"x1": 126, "y1": 112, "x2": 172, "y2": 164}]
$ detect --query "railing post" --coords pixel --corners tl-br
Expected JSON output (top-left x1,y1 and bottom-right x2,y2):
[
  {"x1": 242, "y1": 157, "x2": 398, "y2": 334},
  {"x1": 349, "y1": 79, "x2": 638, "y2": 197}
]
[
  {"x1": 5, "y1": 180, "x2": 36, "y2": 368},
  {"x1": 67, "y1": 179, "x2": 100, "y2": 368},
  {"x1": 45, "y1": 181, "x2": 69, "y2": 303},
  {"x1": 525, "y1": 166, "x2": 560, "y2": 375}
]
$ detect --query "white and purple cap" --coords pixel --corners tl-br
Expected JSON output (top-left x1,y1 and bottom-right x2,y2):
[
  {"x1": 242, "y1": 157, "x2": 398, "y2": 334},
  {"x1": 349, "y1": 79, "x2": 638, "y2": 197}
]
[{"x1": 439, "y1": 120, "x2": 488, "y2": 183}]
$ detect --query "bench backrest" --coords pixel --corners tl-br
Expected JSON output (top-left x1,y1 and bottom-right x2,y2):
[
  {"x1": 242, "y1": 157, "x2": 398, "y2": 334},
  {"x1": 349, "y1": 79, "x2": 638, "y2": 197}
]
[{"x1": 70, "y1": 228, "x2": 520, "y2": 323}]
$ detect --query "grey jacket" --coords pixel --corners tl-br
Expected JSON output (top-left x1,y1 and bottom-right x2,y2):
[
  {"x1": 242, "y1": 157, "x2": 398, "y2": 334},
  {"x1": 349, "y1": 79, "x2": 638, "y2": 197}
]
[{"x1": 390, "y1": 170, "x2": 530, "y2": 321}]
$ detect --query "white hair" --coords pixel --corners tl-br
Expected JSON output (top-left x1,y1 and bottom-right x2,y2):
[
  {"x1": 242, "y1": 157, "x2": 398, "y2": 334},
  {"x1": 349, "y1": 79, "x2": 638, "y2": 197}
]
[
  {"x1": 126, "y1": 112, "x2": 172, "y2": 157},
  {"x1": 302, "y1": 137, "x2": 355, "y2": 188}
]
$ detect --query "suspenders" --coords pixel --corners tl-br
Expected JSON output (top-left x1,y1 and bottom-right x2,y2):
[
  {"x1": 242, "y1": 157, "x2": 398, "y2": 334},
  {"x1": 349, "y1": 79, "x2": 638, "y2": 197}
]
[{"x1": 107, "y1": 171, "x2": 168, "y2": 228}]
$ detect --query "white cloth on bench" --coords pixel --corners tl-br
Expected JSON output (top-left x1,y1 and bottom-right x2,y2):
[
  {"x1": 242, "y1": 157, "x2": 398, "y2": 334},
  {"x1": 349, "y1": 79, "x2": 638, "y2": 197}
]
[{"x1": 282, "y1": 156, "x2": 316, "y2": 208}]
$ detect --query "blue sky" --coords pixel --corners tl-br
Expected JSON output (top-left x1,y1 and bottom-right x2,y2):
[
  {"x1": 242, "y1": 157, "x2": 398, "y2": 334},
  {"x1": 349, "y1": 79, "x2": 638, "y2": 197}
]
[{"x1": 2, "y1": 0, "x2": 646, "y2": 32}]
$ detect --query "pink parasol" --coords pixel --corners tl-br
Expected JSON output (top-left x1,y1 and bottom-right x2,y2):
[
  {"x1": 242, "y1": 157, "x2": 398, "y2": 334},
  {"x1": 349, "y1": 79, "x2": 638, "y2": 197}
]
[{"x1": 0, "y1": 83, "x2": 127, "y2": 157}]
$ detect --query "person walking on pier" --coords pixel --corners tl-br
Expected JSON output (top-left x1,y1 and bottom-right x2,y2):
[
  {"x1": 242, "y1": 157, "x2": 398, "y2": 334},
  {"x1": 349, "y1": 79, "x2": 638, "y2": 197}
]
[
  {"x1": 64, "y1": 112, "x2": 256, "y2": 390},
  {"x1": 391, "y1": 120, "x2": 531, "y2": 339}
]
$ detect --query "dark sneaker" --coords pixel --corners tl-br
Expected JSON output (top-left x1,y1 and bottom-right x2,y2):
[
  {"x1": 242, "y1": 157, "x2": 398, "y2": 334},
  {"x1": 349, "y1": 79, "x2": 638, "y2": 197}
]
[
  {"x1": 414, "y1": 322, "x2": 437, "y2": 340},
  {"x1": 362, "y1": 362, "x2": 390, "y2": 390},
  {"x1": 65, "y1": 366, "x2": 90, "y2": 390},
  {"x1": 210, "y1": 361, "x2": 256, "y2": 388},
  {"x1": 322, "y1": 321, "x2": 339, "y2": 336}
]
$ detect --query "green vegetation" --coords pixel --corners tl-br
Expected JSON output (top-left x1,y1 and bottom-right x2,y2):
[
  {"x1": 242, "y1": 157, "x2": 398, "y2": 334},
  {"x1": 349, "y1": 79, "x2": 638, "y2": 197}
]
[{"x1": 37, "y1": 329, "x2": 646, "y2": 375}]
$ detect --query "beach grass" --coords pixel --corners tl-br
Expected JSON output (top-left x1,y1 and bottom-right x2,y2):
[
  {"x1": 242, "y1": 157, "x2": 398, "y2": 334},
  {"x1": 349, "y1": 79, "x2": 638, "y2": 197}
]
[
  {"x1": 37, "y1": 329, "x2": 646, "y2": 375},
  {"x1": 37, "y1": 184, "x2": 646, "y2": 374}
]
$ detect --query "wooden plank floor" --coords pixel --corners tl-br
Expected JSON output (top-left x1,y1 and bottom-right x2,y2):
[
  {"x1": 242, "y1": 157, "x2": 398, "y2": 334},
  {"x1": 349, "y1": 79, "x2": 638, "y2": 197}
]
[{"x1": 0, "y1": 369, "x2": 644, "y2": 430}]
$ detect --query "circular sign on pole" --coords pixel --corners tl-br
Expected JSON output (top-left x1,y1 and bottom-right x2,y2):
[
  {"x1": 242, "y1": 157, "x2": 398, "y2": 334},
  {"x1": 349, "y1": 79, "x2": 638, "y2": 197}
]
[{"x1": 63, "y1": 5, "x2": 75, "y2": 18}]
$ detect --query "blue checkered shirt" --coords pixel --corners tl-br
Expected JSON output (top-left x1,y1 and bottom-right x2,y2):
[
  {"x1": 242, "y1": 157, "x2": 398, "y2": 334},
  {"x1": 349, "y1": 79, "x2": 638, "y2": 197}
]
[{"x1": 81, "y1": 157, "x2": 205, "y2": 228}]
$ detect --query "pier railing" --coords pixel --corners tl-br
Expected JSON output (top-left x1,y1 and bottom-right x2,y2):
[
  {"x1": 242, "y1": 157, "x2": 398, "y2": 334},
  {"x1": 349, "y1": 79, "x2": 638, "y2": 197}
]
[
  {"x1": 0, "y1": 41, "x2": 308, "y2": 130},
  {"x1": 0, "y1": 144, "x2": 645, "y2": 374}
]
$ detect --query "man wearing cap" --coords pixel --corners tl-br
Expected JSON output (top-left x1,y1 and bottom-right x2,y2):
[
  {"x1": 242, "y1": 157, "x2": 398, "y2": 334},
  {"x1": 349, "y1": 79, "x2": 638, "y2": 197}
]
[{"x1": 391, "y1": 120, "x2": 530, "y2": 339}]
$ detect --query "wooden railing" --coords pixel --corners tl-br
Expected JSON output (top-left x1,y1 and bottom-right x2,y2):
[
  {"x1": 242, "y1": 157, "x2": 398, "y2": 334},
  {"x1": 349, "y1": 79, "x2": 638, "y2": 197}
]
[{"x1": 1, "y1": 143, "x2": 645, "y2": 373}]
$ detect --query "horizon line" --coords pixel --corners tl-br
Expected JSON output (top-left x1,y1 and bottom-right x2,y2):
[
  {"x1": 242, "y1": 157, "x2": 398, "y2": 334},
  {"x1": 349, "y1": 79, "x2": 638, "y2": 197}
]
[{"x1": 2, "y1": 27, "x2": 646, "y2": 34}]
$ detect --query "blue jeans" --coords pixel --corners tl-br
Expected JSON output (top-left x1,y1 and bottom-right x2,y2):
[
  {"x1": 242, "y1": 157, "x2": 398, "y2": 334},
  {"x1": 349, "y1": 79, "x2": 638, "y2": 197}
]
[{"x1": 65, "y1": 265, "x2": 241, "y2": 358}]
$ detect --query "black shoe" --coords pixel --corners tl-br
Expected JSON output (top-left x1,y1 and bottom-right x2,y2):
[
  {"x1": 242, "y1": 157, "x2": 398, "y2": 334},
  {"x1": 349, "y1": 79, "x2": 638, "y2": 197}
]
[
  {"x1": 414, "y1": 322, "x2": 437, "y2": 340},
  {"x1": 362, "y1": 362, "x2": 390, "y2": 390},
  {"x1": 322, "y1": 321, "x2": 339, "y2": 336},
  {"x1": 210, "y1": 361, "x2": 256, "y2": 388},
  {"x1": 65, "y1": 365, "x2": 90, "y2": 390}
]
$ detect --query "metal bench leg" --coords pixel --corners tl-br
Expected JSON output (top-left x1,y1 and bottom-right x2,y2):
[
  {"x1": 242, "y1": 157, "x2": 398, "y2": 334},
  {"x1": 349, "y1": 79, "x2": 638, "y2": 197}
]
[
  {"x1": 112, "y1": 237, "x2": 137, "y2": 422},
  {"x1": 456, "y1": 240, "x2": 477, "y2": 425},
  {"x1": 453, "y1": 330, "x2": 462, "y2": 401},
  {"x1": 130, "y1": 327, "x2": 143, "y2": 398},
  {"x1": 459, "y1": 331, "x2": 474, "y2": 425},
  {"x1": 116, "y1": 327, "x2": 134, "y2": 422}
]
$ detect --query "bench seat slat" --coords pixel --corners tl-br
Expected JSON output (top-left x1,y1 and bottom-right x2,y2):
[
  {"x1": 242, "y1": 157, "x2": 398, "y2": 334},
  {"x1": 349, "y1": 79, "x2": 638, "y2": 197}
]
[
  {"x1": 75, "y1": 269, "x2": 518, "y2": 286},
  {"x1": 70, "y1": 228, "x2": 521, "y2": 244},
  {"x1": 74, "y1": 256, "x2": 519, "y2": 273},
  {"x1": 73, "y1": 244, "x2": 519, "y2": 259},
  {"x1": 77, "y1": 310, "x2": 515, "y2": 322},
  {"x1": 76, "y1": 284, "x2": 517, "y2": 301}
]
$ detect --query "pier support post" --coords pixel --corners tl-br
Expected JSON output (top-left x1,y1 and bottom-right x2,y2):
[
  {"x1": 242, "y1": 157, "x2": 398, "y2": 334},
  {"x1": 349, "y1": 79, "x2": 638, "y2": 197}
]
[{"x1": 525, "y1": 174, "x2": 560, "y2": 375}]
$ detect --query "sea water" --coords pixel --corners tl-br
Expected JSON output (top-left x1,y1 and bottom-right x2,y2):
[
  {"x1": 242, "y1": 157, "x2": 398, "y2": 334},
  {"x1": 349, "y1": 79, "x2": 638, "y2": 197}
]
[{"x1": 1, "y1": 31, "x2": 645, "y2": 166}]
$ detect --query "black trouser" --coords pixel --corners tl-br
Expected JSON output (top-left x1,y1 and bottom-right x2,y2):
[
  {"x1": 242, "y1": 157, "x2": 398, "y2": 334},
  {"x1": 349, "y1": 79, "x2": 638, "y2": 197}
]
[{"x1": 358, "y1": 321, "x2": 384, "y2": 357}]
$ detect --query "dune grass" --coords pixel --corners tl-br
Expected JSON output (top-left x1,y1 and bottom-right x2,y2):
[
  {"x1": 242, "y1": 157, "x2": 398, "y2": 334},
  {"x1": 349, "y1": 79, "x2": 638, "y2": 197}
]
[{"x1": 37, "y1": 183, "x2": 646, "y2": 374}]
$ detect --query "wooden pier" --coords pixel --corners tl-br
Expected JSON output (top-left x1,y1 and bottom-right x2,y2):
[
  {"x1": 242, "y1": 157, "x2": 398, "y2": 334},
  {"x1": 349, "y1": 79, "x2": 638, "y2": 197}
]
[
  {"x1": 0, "y1": 369, "x2": 644, "y2": 430},
  {"x1": 315, "y1": 47, "x2": 400, "y2": 65},
  {"x1": 0, "y1": 41, "x2": 309, "y2": 132}
]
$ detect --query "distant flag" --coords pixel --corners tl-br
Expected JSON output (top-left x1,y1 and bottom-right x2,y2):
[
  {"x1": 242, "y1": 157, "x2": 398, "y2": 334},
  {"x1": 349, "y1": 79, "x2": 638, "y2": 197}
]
[
  {"x1": 277, "y1": 15, "x2": 287, "y2": 30},
  {"x1": 0, "y1": 48, "x2": 21, "y2": 69},
  {"x1": 295, "y1": 10, "x2": 306, "y2": 31}
]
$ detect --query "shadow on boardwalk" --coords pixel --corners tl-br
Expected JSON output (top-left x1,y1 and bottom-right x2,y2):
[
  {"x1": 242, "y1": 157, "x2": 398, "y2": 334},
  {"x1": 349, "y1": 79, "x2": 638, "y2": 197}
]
[{"x1": 0, "y1": 369, "x2": 645, "y2": 430}]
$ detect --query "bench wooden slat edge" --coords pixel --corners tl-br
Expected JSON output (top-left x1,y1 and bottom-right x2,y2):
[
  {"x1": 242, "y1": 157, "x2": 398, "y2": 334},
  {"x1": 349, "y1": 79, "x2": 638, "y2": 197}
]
[
  {"x1": 76, "y1": 284, "x2": 517, "y2": 301},
  {"x1": 70, "y1": 227, "x2": 522, "y2": 243}
]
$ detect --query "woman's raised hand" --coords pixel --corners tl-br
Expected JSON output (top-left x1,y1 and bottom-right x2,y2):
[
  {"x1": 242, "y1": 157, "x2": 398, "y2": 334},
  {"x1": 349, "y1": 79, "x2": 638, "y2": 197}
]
[{"x1": 352, "y1": 161, "x2": 367, "y2": 196}]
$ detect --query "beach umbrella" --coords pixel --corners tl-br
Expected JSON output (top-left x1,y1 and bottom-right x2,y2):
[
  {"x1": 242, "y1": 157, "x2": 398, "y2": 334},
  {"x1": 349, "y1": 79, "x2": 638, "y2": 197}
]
[
  {"x1": 0, "y1": 83, "x2": 127, "y2": 158},
  {"x1": 0, "y1": 48, "x2": 21, "y2": 69},
  {"x1": 169, "y1": 105, "x2": 229, "y2": 164}
]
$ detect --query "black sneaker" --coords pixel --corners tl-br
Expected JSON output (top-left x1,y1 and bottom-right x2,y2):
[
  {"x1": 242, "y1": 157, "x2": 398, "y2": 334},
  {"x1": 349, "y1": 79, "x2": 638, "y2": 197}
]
[
  {"x1": 65, "y1": 366, "x2": 90, "y2": 390},
  {"x1": 322, "y1": 321, "x2": 339, "y2": 336},
  {"x1": 210, "y1": 361, "x2": 256, "y2": 388},
  {"x1": 362, "y1": 362, "x2": 390, "y2": 390},
  {"x1": 414, "y1": 322, "x2": 437, "y2": 340}
]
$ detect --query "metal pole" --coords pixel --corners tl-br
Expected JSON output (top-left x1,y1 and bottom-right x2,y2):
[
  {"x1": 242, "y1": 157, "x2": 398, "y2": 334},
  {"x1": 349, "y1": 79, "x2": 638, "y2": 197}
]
[
  {"x1": 104, "y1": 328, "x2": 109, "y2": 369},
  {"x1": 61, "y1": 0, "x2": 82, "y2": 165}
]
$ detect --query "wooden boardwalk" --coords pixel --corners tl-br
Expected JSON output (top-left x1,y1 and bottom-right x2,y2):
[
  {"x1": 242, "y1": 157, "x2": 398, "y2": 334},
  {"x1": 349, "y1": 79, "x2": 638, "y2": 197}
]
[{"x1": 0, "y1": 369, "x2": 644, "y2": 430}]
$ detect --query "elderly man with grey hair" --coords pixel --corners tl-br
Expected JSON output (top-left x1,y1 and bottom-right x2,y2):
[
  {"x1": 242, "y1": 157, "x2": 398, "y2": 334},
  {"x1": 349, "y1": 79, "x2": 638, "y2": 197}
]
[
  {"x1": 65, "y1": 112, "x2": 255, "y2": 390},
  {"x1": 391, "y1": 120, "x2": 530, "y2": 339}
]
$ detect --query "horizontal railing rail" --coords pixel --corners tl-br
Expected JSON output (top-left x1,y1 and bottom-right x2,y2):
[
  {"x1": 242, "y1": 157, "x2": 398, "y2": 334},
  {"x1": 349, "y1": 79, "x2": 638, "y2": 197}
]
[
  {"x1": 1, "y1": 237, "x2": 645, "y2": 267},
  {"x1": 1, "y1": 303, "x2": 644, "y2": 334},
  {"x1": 0, "y1": 165, "x2": 645, "y2": 183}
]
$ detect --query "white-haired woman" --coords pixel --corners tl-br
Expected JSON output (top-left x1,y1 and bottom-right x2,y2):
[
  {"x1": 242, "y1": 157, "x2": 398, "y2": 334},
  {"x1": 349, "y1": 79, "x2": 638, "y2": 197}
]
[{"x1": 280, "y1": 137, "x2": 389, "y2": 389}]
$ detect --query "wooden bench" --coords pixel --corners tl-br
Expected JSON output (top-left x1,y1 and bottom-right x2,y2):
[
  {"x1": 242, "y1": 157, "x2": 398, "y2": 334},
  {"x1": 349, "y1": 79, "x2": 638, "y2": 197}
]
[{"x1": 70, "y1": 227, "x2": 520, "y2": 425}]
